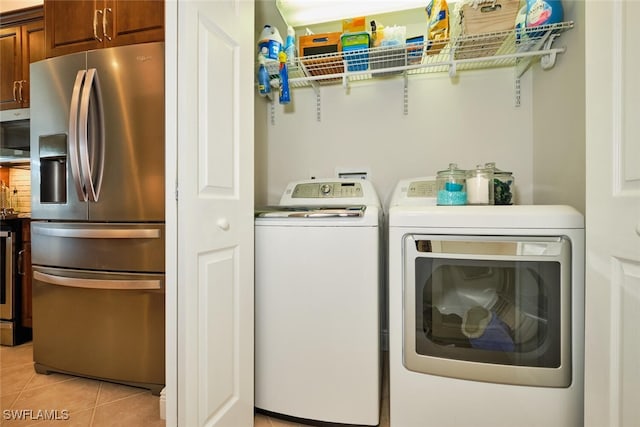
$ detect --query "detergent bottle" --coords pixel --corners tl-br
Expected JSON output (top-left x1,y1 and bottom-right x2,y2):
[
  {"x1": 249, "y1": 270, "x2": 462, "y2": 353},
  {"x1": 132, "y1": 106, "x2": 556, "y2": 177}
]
[
  {"x1": 257, "y1": 25, "x2": 283, "y2": 61},
  {"x1": 526, "y1": 0, "x2": 563, "y2": 27}
]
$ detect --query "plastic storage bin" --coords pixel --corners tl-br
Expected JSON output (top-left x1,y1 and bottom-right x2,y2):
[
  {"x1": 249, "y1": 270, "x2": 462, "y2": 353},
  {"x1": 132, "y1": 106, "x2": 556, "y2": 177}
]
[{"x1": 341, "y1": 32, "x2": 370, "y2": 71}]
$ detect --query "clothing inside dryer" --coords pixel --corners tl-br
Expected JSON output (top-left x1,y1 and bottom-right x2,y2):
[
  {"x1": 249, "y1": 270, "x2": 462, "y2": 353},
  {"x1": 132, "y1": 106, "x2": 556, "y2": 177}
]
[{"x1": 414, "y1": 257, "x2": 562, "y2": 368}]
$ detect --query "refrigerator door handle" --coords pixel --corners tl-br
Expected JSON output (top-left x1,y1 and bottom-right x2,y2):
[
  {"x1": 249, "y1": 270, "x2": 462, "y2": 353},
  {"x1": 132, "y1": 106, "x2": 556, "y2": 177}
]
[
  {"x1": 34, "y1": 271, "x2": 162, "y2": 290},
  {"x1": 32, "y1": 227, "x2": 161, "y2": 239},
  {"x1": 69, "y1": 70, "x2": 88, "y2": 202},
  {"x1": 78, "y1": 68, "x2": 105, "y2": 202}
]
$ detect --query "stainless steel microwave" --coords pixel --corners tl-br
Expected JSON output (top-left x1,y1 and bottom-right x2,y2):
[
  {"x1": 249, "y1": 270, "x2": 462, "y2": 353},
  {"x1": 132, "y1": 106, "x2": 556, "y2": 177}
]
[{"x1": 0, "y1": 109, "x2": 30, "y2": 164}]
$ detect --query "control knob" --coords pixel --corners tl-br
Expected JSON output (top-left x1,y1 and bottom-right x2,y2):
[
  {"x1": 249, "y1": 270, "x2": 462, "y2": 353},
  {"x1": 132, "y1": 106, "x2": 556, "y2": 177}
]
[{"x1": 320, "y1": 184, "x2": 332, "y2": 195}]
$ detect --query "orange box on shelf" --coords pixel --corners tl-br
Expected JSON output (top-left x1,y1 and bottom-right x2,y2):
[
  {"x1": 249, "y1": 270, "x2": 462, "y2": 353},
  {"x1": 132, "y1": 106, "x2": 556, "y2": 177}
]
[{"x1": 299, "y1": 32, "x2": 344, "y2": 77}]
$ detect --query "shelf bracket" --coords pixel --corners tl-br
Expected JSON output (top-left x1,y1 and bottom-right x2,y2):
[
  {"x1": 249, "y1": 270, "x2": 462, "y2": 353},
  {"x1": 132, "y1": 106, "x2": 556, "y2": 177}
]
[
  {"x1": 448, "y1": 46, "x2": 458, "y2": 78},
  {"x1": 448, "y1": 61, "x2": 457, "y2": 79},
  {"x1": 514, "y1": 75, "x2": 521, "y2": 108},
  {"x1": 403, "y1": 72, "x2": 409, "y2": 115},
  {"x1": 269, "y1": 96, "x2": 275, "y2": 125},
  {"x1": 310, "y1": 81, "x2": 321, "y2": 122},
  {"x1": 342, "y1": 59, "x2": 350, "y2": 93},
  {"x1": 540, "y1": 34, "x2": 560, "y2": 70}
]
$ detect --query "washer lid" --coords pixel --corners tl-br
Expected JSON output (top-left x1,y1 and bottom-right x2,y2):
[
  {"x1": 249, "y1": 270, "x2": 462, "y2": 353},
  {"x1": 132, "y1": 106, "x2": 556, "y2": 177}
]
[
  {"x1": 256, "y1": 205, "x2": 366, "y2": 218},
  {"x1": 255, "y1": 204, "x2": 379, "y2": 227}
]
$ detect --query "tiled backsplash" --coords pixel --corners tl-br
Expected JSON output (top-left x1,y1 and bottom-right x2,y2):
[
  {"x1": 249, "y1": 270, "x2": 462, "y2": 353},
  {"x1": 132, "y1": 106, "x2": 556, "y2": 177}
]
[{"x1": 8, "y1": 167, "x2": 31, "y2": 214}]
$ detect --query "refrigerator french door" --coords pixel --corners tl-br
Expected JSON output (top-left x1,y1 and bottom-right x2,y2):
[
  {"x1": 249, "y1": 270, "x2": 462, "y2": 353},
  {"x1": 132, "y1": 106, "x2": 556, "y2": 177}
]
[
  {"x1": 30, "y1": 42, "x2": 164, "y2": 222},
  {"x1": 29, "y1": 42, "x2": 165, "y2": 393}
]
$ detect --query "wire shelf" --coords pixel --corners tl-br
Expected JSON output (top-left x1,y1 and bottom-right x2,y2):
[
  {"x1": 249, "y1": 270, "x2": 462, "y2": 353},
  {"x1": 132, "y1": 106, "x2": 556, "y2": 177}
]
[{"x1": 264, "y1": 21, "x2": 574, "y2": 88}]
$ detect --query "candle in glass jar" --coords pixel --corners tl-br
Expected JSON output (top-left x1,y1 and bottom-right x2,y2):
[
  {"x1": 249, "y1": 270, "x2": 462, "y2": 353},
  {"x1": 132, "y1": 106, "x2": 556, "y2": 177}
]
[{"x1": 466, "y1": 175, "x2": 490, "y2": 204}]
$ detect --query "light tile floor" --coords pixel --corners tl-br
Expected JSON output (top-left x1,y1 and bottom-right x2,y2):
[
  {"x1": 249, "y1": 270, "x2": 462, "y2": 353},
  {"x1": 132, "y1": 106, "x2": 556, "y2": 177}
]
[
  {"x1": 0, "y1": 342, "x2": 164, "y2": 427},
  {"x1": 2, "y1": 343, "x2": 389, "y2": 427}
]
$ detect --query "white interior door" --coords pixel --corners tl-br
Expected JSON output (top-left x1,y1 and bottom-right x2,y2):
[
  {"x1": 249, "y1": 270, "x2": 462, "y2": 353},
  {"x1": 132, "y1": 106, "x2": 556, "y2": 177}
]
[
  {"x1": 585, "y1": 1, "x2": 640, "y2": 425},
  {"x1": 176, "y1": 0, "x2": 254, "y2": 426}
]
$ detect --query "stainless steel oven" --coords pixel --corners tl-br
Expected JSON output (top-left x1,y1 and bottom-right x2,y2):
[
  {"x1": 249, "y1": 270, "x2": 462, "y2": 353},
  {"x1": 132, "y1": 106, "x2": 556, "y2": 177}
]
[
  {"x1": 404, "y1": 234, "x2": 572, "y2": 387},
  {"x1": 1, "y1": 226, "x2": 17, "y2": 345}
]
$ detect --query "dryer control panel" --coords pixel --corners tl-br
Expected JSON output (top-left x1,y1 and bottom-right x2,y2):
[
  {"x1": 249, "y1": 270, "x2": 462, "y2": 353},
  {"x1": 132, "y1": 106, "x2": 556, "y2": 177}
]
[
  {"x1": 390, "y1": 177, "x2": 438, "y2": 207},
  {"x1": 292, "y1": 182, "x2": 363, "y2": 198}
]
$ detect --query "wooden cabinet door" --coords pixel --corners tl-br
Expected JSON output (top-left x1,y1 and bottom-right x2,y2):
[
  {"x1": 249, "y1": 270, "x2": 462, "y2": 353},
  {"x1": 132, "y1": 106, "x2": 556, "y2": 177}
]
[
  {"x1": 44, "y1": 0, "x2": 102, "y2": 58},
  {"x1": 45, "y1": 0, "x2": 164, "y2": 58},
  {"x1": 0, "y1": 6, "x2": 43, "y2": 108},
  {"x1": 105, "y1": 0, "x2": 164, "y2": 48},
  {"x1": 20, "y1": 20, "x2": 44, "y2": 107},
  {"x1": 0, "y1": 26, "x2": 23, "y2": 110}
]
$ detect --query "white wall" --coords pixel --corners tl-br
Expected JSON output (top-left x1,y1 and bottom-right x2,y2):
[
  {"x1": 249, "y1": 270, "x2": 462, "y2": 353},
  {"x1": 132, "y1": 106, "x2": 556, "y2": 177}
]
[
  {"x1": 258, "y1": 70, "x2": 534, "y2": 209},
  {"x1": 531, "y1": 0, "x2": 585, "y2": 213}
]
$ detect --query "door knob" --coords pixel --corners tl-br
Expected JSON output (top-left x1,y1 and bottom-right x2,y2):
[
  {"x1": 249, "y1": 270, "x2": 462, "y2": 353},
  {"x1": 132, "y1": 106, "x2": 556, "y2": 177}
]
[{"x1": 217, "y1": 218, "x2": 230, "y2": 231}]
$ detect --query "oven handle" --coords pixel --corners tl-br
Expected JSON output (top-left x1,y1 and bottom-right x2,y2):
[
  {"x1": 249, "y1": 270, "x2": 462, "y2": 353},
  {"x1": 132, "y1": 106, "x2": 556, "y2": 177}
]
[
  {"x1": 33, "y1": 271, "x2": 162, "y2": 290},
  {"x1": 17, "y1": 249, "x2": 25, "y2": 275}
]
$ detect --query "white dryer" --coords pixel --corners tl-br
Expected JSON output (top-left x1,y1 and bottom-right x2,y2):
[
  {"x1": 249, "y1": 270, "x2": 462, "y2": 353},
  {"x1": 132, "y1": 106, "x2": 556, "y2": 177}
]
[
  {"x1": 388, "y1": 177, "x2": 585, "y2": 427},
  {"x1": 255, "y1": 178, "x2": 382, "y2": 426}
]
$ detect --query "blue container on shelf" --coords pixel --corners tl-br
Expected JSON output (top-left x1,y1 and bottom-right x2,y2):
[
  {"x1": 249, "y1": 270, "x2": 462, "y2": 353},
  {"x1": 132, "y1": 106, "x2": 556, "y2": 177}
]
[{"x1": 341, "y1": 32, "x2": 370, "y2": 71}]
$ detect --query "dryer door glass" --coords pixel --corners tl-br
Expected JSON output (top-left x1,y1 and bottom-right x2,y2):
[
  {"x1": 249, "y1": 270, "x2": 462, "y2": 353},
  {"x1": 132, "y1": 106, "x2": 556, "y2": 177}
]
[{"x1": 403, "y1": 235, "x2": 572, "y2": 388}]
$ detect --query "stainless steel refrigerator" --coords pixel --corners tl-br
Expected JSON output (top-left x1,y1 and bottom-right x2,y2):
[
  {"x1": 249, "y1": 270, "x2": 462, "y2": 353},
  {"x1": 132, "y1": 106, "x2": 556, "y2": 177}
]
[{"x1": 29, "y1": 42, "x2": 165, "y2": 394}]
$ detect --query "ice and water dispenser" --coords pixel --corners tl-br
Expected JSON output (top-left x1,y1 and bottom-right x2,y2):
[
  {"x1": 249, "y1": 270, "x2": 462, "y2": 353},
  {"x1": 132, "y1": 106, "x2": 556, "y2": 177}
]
[{"x1": 38, "y1": 134, "x2": 67, "y2": 204}]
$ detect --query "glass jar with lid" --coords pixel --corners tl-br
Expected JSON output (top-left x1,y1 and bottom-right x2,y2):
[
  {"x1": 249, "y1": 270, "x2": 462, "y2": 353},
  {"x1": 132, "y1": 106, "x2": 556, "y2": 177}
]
[
  {"x1": 436, "y1": 163, "x2": 467, "y2": 205},
  {"x1": 466, "y1": 164, "x2": 494, "y2": 205},
  {"x1": 485, "y1": 162, "x2": 515, "y2": 205}
]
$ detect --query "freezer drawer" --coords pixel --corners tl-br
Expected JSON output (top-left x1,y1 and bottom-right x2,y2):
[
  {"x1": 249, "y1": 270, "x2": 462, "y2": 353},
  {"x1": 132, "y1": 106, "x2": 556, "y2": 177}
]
[
  {"x1": 32, "y1": 266, "x2": 165, "y2": 393},
  {"x1": 31, "y1": 222, "x2": 164, "y2": 272}
]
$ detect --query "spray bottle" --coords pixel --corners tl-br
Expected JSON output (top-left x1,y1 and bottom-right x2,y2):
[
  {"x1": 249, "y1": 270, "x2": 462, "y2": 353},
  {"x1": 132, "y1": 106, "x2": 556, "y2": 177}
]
[
  {"x1": 284, "y1": 26, "x2": 296, "y2": 64},
  {"x1": 257, "y1": 55, "x2": 271, "y2": 96},
  {"x1": 278, "y1": 51, "x2": 290, "y2": 104}
]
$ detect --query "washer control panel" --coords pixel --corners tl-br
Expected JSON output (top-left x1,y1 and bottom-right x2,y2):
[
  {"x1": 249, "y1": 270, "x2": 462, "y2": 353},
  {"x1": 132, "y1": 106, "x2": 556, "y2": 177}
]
[{"x1": 292, "y1": 182, "x2": 364, "y2": 198}]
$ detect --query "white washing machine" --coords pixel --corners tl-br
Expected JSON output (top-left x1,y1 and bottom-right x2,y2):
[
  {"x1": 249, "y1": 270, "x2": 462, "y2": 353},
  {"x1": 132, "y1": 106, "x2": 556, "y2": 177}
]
[
  {"x1": 388, "y1": 177, "x2": 585, "y2": 427},
  {"x1": 255, "y1": 178, "x2": 382, "y2": 426}
]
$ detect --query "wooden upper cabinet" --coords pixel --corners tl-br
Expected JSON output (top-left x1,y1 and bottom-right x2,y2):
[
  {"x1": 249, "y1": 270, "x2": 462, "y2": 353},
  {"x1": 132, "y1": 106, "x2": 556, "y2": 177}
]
[
  {"x1": 108, "y1": 0, "x2": 164, "y2": 47},
  {"x1": 20, "y1": 20, "x2": 45, "y2": 107},
  {"x1": 44, "y1": 0, "x2": 102, "y2": 57},
  {"x1": 45, "y1": 0, "x2": 164, "y2": 58},
  {"x1": 0, "y1": 6, "x2": 44, "y2": 110},
  {"x1": 0, "y1": 26, "x2": 22, "y2": 110}
]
